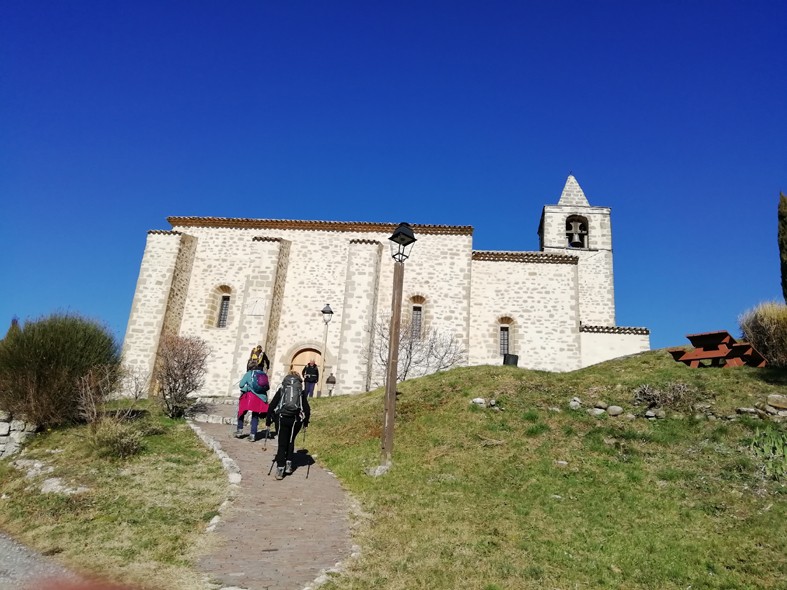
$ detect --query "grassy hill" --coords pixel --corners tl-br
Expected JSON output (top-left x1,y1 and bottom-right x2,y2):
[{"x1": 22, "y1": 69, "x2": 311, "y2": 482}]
[
  {"x1": 0, "y1": 349, "x2": 784, "y2": 589},
  {"x1": 307, "y1": 350, "x2": 787, "y2": 590}
]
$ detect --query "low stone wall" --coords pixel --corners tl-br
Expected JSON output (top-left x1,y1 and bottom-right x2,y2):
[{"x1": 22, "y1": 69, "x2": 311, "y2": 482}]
[{"x1": 0, "y1": 410, "x2": 37, "y2": 459}]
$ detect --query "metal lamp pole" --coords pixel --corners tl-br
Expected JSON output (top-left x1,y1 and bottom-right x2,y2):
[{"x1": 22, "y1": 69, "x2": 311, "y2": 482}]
[
  {"x1": 380, "y1": 222, "x2": 416, "y2": 468},
  {"x1": 319, "y1": 304, "x2": 333, "y2": 397}
]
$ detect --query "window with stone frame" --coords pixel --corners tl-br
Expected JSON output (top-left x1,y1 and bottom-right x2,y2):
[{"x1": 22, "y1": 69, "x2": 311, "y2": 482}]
[
  {"x1": 498, "y1": 316, "x2": 514, "y2": 356},
  {"x1": 499, "y1": 326, "x2": 509, "y2": 355},
  {"x1": 409, "y1": 295, "x2": 427, "y2": 340},
  {"x1": 217, "y1": 295, "x2": 231, "y2": 328},
  {"x1": 565, "y1": 215, "x2": 589, "y2": 249},
  {"x1": 411, "y1": 305, "x2": 423, "y2": 340}
]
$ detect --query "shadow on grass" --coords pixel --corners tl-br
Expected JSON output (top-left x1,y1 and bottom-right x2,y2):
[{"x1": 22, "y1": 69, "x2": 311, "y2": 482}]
[{"x1": 752, "y1": 366, "x2": 787, "y2": 386}]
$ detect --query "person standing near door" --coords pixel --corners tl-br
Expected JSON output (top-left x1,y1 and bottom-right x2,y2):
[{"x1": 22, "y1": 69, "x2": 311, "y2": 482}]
[{"x1": 301, "y1": 359, "x2": 319, "y2": 398}]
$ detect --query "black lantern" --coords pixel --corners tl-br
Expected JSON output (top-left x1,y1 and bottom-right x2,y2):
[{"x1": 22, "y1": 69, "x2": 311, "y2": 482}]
[
  {"x1": 321, "y1": 304, "x2": 334, "y2": 325},
  {"x1": 388, "y1": 222, "x2": 417, "y2": 263}
]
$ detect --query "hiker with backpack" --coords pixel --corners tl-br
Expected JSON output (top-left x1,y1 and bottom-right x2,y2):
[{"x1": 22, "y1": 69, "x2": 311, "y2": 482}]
[
  {"x1": 235, "y1": 362, "x2": 270, "y2": 442},
  {"x1": 266, "y1": 371, "x2": 311, "y2": 480},
  {"x1": 247, "y1": 345, "x2": 270, "y2": 372},
  {"x1": 301, "y1": 359, "x2": 319, "y2": 398}
]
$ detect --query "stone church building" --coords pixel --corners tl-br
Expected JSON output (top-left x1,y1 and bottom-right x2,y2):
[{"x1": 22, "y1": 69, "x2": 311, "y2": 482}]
[{"x1": 121, "y1": 175, "x2": 650, "y2": 397}]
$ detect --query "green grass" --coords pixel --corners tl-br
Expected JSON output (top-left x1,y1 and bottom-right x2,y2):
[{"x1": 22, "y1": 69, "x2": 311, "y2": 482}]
[
  {"x1": 1, "y1": 349, "x2": 786, "y2": 589},
  {"x1": 0, "y1": 402, "x2": 226, "y2": 589},
  {"x1": 306, "y1": 350, "x2": 787, "y2": 589}
]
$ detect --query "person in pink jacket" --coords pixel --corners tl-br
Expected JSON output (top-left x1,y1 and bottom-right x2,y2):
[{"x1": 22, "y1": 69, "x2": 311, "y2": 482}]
[{"x1": 235, "y1": 363, "x2": 270, "y2": 442}]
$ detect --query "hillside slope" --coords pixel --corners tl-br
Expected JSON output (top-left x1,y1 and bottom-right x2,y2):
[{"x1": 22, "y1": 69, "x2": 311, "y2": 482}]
[{"x1": 307, "y1": 350, "x2": 787, "y2": 590}]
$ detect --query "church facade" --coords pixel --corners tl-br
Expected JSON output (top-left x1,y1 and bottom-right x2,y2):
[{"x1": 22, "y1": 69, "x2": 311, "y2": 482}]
[{"x1": 121, "y1": 176, "x2": 650, "y2": 397}]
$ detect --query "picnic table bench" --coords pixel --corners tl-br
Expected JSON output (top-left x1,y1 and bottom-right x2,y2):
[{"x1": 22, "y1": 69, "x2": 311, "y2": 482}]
[{"x1": 668, "y1": 331, "x2": 767, "y2": 368}]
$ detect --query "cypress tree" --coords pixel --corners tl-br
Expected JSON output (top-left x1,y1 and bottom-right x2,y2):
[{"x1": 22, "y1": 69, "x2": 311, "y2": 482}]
[{"x1": 780, "y1": 193, "x2": 787, "y2": 303}]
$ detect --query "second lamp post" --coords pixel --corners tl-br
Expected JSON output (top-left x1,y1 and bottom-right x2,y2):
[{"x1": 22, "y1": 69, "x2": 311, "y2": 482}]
[{"x1": 318, "y1": 304, "x2": 333, "y2": 396}]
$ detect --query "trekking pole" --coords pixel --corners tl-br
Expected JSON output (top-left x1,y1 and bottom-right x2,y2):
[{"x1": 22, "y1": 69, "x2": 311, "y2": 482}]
[
  {"x1": 302, "y1": 425, "x2": 307, "y2": 446},
  {"x1": 288, "y1": 422, "x2": 297, "y2": 458},
  {"x1": 267, "y1": 457, "x2": 276, "y2": 476},
  {"x1": 263, "y1": 426, "x2": 269, "y2": 451},
  {"x1": 306, "y1": 458, "x2": 311, "y2": 479}
]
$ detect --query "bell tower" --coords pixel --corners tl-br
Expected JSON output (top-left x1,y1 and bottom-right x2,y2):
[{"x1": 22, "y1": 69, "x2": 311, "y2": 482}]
[{"x1": 538, "y1": 175, "x2": 615, "y2": 326}]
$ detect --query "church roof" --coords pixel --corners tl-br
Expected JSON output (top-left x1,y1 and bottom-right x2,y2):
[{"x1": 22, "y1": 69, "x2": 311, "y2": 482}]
[
  {"x1": 472, "y1": 251, "x2": 578, "y2": 264},
  {"x1": 580, "y1": 324, "x2": 650, "y2": 335},
  {"x1": 167, "y1": 216, "x2": 473, "y2": 236},
  {"x1": 557, "y1": 175, "x2": 590, "y2": 207}
]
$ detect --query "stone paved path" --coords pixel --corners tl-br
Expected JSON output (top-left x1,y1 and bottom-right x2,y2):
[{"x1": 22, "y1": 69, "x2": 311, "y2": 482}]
[{"x1": 191, "y1": 401, "x2": 355, "y2": 590}]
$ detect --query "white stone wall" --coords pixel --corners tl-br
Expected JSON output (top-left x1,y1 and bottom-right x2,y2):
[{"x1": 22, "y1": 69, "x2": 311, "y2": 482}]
[
  {"x1": 121, "y1": 184, "x2": 650, "y2": 397},
  {"x1": 337, "y1": 240, "x2": 384, "y2": 395},
  {"x1": 580, "y1": 331, "x2": 651, "y2": 367},
  {"x1": 121, "y1": 231, "x2": 185, "y2": 389},
  {"x1": 469, "y1": 254, "x2": 582, "y2": 372},
  {"x1": 541, "y1": 205, "x2": 615, "y2": 326},
  {"x1": 146, "y1": 223, "x2": 474, "y2": 396},
  {"x1": 367, "y1": 232, "x2": 474, "y2": 388}
]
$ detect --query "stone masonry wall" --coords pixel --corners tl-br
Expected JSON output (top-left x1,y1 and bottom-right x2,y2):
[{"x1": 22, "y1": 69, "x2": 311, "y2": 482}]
[
  {"x1": 264, "y1": 239, "x2": 290, "y2": 376},
  {"x1": 469, "y1": 255, "x2": 581, "y2": 371},
  {"x1": 580, "y1": 330, "x2": 651, "y2": 367},
  {"x1": 171, "y1": 230, "x2": 283, "y2": 396},
  {"x1": 0, "y1": 410, "x2": 36, "y2": 458},
  {"x1": 337, "y1": 240, "x2": 383, "y2": 395},
  {"x1": 367, "y1": 232, "x2": 474, "y2": 389},
  {"x1": 121, "y1": 231, "x2": 185, "y2": 391},
  {"x1": 541, "y1": 205, "x2": 615, "y2": 326},
  {"x1": 121, "y1": 210, "x2": 648, "y2": 396},
  {"x1": 153, "y1": 223, "x2": 474, "y2": 395},
  {"x1": 160, "y1": 234, "x2": 198, "y2": 337},
  {"x1": 226, "y1": 238, "x2": 287, "y2": 396}
]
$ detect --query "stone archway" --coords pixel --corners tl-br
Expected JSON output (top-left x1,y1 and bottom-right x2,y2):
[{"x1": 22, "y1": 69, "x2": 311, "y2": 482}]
[{"x1": 291, "y1": 347, "x2": 321, "y2": 377}]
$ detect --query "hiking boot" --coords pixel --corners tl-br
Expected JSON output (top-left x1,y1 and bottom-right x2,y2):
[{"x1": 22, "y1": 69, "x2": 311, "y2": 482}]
[
  {"x1": 275, "y1": 467, "x2": 285, "y2": 480},
  {"x1": 233, "y1": 430, "x2": 244, "y2": 438},
  {"x1": 285, "y1": 460, "x2": 293, "y2": 474},
  {"x1": 248, "y1": 433, "x2": 256, "y2": 442}
]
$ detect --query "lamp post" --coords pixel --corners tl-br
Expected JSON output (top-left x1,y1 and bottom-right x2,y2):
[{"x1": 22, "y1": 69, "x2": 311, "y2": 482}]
[
  {"x1": 380, "y1": 222, "x2": 417, "y2": 468},
  {"x1": 319, "y1": 304, "x2": 333, "y2": 397}
]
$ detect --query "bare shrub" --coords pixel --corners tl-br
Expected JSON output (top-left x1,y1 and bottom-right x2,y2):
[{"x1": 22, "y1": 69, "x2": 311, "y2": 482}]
[
  {"x1": 77, "y1": 367, "x2": 146, "y2": 424},
  {"x1": 633, "y1": 382, "x2": 710, "y2": 413},
  {"x1": 632, "y1": 384, "x2": 660, "y2": 407},
  {"x1": 91, "y1": 418, "x2": 145, "y2": 459},
  {"x1": 365, "y1": 316, "x2": 467, "y2": 387},
  {"x1": 154, "y1": 334, "x2": 210, "y2": 418},
  {"x1": 739, "y1": 301, "x2": 787, "y2": 368}
]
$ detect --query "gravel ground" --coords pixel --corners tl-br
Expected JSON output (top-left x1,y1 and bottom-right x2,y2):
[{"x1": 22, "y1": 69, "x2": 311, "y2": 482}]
[{"x1": 0, "y1": 532, "x2": 84, "y2": 589}]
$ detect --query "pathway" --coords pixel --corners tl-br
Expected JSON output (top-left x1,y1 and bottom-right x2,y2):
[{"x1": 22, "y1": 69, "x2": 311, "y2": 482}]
[{"x1": 191, "y1": 401, "x2": 356, "y2": 590}]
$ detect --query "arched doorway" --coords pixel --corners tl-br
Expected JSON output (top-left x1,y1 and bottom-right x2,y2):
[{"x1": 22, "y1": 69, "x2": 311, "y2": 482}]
[{"x1": 290, "y1": 347, "x2": 321, "y2": 378}]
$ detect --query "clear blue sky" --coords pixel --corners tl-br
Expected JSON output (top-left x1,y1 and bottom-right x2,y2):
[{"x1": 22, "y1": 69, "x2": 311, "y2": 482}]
[{"x1": 2, "y1": 1, "x2": 785, "y2": 351}]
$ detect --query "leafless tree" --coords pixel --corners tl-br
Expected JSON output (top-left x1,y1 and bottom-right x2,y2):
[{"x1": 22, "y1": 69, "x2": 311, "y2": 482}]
[
  {"x1": 366, "y1": 316, "x2": 466, "y2": 387},
  {"x1": 154, "y1": 334, "x2": 210, "y2": 418},
  {"x1": 77, "y1": 365, "x2": 149, "y2": 426}
]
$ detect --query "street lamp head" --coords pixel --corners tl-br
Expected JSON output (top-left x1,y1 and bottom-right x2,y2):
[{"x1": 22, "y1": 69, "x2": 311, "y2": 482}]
[
  {"x1": 388, "y1": 222, "x2": 417, "y2": 263},
  {"x1": 321, "y1": 304, "x2": 334, "y2": 324}
]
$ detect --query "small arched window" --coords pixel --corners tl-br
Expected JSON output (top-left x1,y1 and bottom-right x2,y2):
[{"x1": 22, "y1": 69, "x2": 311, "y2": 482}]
[
  {"x1": 409, "y1": 295, "x2": 427, "y2": 340},
  {"x1": 566, "y1": 215, "x2": 589, "y2": 249},
  {"x1": 215, "y1": 285, "x2": 232, "y2": 328},
  {"x1": 498, "y1": 316, "x2": 514, "y2": 356},
  {"x1": 217, "y1": 296, "x2": 230, "y2": 328}
]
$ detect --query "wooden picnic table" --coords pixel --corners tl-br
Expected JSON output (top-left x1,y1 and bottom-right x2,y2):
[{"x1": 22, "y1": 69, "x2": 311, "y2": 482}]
[{"x1": 668, "y1": 331, "x2": 766, "y2": 368}]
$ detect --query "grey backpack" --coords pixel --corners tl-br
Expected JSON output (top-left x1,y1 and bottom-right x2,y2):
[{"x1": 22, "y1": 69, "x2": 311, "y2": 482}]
[{"x1": 278, "y1": 375, "x2": 303, "y2": 417}]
